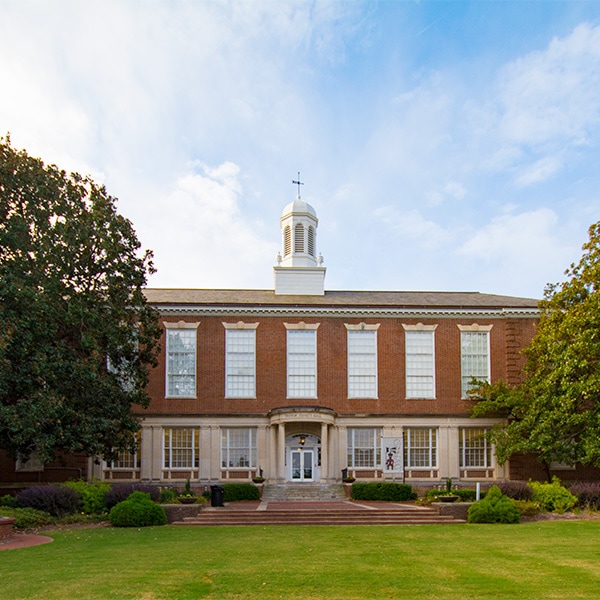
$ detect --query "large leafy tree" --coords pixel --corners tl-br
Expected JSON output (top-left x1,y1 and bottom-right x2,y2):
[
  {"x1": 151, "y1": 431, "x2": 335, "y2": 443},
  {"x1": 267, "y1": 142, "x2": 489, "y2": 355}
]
[
  {"x1": 0, "y1": 136, "x2": 161, "y2": 464},
  {"x1": 472, "y1": 221, "x2": 600, "y2": 472}
]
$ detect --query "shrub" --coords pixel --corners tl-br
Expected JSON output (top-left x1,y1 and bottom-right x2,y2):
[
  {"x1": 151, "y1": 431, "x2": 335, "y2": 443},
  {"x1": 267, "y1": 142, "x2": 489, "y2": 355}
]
[
  {"x1": 105, "y1": 484, "x2": 159, "y2": 510},
  {"x1": 0, "y1": 506, "x2": 54, "y2": 529},
  {"x1": 529, "y1": 477, "x2": 577, "y2": 513},
  {"x1": 17, "y1": 485, "x2": 81, "y2": 517},
  {"x1": 108, "y1": 492, "x2": 167, "y2": 527},
  {"x1": 351, "y1": 482, "x2": 417, "y2": 502},
  {"x1": 158, "y1": 488, "x2": 179, "y2": 504},
  {"x1": 467, "y1": 486, "x2": 520, "y2": 524},
  {"x1": 569, "y1": 482, "x2": 600, "y2": 510},
  {"x1": 497, "y1": 481, "x2": 533, "y2": 501},
  {"x1": 63, "y1": 479, "x2": 111, "y2": 514},
  {"x1": 222, "y1": 483, "x2": 260, "y2": 502},
  {"x1": 0, "y1": 494, "x2": 19, "y2": 508}
]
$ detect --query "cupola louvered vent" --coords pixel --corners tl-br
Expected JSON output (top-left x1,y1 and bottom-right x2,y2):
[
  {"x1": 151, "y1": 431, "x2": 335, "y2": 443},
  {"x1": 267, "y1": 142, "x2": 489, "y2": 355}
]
[{"x1": 294, "y1": 223, "x2": 304, "y2": 253}]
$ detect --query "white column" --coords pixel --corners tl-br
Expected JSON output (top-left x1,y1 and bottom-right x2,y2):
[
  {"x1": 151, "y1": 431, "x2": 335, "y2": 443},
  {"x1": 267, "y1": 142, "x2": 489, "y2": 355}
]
[
  {"x1": 269, "y1": 425, "x2": 277, "y2": 480},
  {"x1": 278, "y1": 423, "x2": 286, "y2": 481},
  {"x1": 199, "y1": 426, "x2": 212, "y2": 481},
  {"x1": 320, "y1": 422, "x2": 329, "y2": 481},
  {"x1": 337, "y1": 425, "x2": 347, "y2": 480}
]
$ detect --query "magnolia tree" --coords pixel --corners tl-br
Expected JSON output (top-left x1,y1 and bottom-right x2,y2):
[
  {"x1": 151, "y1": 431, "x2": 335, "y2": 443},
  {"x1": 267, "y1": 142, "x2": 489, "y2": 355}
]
[
  {"x1": 472, "y1": 221, "x2": 600, "y2": 475},
  {"x1": 0, "y1": 136, "x2": 161, "y2": 464}
]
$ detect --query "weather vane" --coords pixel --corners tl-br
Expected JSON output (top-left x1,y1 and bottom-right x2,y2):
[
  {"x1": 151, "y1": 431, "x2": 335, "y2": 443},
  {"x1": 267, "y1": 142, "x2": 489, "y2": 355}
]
[{"x1": 292, "y1": 172, "x2": 304, "y2": 196}]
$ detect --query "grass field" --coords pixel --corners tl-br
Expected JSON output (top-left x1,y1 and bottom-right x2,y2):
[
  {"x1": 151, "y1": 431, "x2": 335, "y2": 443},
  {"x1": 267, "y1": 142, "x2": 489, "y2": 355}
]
[{"x1": 2, "y1": 521, "x2": 600, "y2": 599}]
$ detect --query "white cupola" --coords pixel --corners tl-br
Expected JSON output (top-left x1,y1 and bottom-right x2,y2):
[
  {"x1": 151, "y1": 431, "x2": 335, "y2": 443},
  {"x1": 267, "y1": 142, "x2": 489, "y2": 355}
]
[{"x1": 274, "y1": 188, "x2": 326, "y2": 295}]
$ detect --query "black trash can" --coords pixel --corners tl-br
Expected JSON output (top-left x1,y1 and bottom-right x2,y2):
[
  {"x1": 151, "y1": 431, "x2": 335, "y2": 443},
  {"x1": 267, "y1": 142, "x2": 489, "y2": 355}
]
[{"x1": 210, "y1": 485, "x2": 225, "y2": 507}]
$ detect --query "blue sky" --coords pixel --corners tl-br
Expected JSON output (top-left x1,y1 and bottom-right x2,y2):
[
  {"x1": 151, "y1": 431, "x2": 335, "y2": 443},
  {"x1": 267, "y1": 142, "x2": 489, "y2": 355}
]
[{"x1": 2, "y1": 1, "x2": 600, "y2": 299}]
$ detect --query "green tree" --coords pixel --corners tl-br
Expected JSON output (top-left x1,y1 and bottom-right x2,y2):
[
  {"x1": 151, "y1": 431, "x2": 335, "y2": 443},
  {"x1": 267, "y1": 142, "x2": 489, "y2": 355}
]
[
  {"x1": 0, "y1": 136, "x2": 161, "y2": 464},
  {"x1": 471, "y1": 221, "x2": 600, "y2": 474}
]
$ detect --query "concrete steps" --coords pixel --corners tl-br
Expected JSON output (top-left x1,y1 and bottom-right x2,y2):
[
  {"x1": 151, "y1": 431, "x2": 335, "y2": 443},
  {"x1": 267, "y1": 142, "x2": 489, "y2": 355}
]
[
  {"x1": 261, "y1": 483, "x2": 346, "y2": 502},
  {"x1": 173, "y1": 503, "x2": 465, "y2": 526}
]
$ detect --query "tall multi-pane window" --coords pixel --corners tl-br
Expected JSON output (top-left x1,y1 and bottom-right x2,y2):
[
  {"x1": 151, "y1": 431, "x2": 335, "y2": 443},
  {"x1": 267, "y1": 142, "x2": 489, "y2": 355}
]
[
  {"x1": 221, "y1": 428, "x2": 257, "y2": 469},
  {"x1": 286, "y1": 326, "x2": 318, "y2": 398},
  {"x1": 163, "y1": 428, "x2": 199, "y2": 469},
  {"x1": 224, "y1": 325, "x2": 257, "y2": 398},
  {"x1": 165, "y1": 323, "x2": 198, "y2": 397},
  {"x1": 404, "y1": 325, "x2": 436, "y2": 398},
  {"x1": 404, "y1": 428, "x2": 437, "y2": 469},
  {"x1": 347, "y1": 428, "x2": 382, "y2": 468},
  {"x1": 459, "y1": 428, "x2": 492, "y2": 468},
  {"x1": 459, "y1": 326, "x2": 492, "y2": 398},
  {"x1": 347, "y1": 326, "x2": 378, "y2": 398}
]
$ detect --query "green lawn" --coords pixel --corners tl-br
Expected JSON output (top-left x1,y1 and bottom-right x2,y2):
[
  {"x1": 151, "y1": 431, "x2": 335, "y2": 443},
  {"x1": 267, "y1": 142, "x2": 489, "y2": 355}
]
[{"x1": 2, "y1": 522, "x2": 600, "y2": 599}]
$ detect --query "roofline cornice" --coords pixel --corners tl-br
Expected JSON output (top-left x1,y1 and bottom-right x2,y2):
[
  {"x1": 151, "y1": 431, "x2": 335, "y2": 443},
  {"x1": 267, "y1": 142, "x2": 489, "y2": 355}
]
[{"x1": 152, "y1": 304, "x2": 539, "y2": 319}]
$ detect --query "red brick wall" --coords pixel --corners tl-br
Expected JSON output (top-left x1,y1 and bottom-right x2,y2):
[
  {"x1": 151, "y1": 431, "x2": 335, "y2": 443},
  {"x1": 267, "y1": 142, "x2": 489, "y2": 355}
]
[{"x1": 140, "y1": 314, "x2": 537, "y2": 418}]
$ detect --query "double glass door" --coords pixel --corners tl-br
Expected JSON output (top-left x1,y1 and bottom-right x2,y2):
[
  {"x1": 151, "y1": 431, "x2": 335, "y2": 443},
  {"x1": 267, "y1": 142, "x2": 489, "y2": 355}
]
[{"x1": 291, "y1": 449, "x2": 314, "y2": 481}]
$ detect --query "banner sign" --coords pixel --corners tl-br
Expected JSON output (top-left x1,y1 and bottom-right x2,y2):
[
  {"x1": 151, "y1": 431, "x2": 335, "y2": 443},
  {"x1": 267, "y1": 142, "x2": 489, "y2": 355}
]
[{"x1": 382, "y1": 437, "x2": 403, "y2": 473}]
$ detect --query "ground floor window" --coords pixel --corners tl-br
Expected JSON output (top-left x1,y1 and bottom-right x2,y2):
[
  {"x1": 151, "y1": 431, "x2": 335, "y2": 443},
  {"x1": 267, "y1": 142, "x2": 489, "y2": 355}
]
[
  {"x1": 404, "y1": 427, "x2": 437, "y2": 468},
  {"x1": 347, "y1": 427, "x2": 381, "y2": 468},
  {"x1": 221, "y1": 428, "x2": 257, "y2": 469},
  {"x1": 459, "y1": 428, "x2": 492, "y2": 468},
  {"x1": 108, "y1": 431, "x2": 141, "y2": 469},
  {"x1": 163, "y1": 428, "x2": 199, "y2": 469}
]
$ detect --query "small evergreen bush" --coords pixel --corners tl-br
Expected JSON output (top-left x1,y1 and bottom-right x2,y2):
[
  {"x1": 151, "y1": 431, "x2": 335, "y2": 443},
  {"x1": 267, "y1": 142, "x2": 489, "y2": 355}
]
[
  {"x1": 222, "y1": 483, "x2": 260, "y2": 502},
  {"x1": 529, "y1": 477, "x2": 577, "y2": 513},
  {"x1": 0, "y1": 493, "x2": 19, "y2": 508},
  {"x1": 158, "y1": 488, "x2": 178, "y2": 504},
  {"x1": 105, "y1": 483, "x2": 160, "y2": 509},
  {"x1": 17, "y1": 485, "x2": 81, "y2": 517},
  {"x1": 497, "y1": 481, "x2": 533, "y2": 501},
  {"x1": 569, "y1": 482, "x2": 600, "y2": 510},
  {"x1": 63, "y1": 479, "x2": 111, "y2": 514},
  {"x1": 108, "y1": 491, "x2": 167, "y2": 527},
  {"x1": 467, "y1": 486, "x2": 520, "y2": 524},
  {"x1": 0, "y1": 506, "x2": 54, "y2": 529},
  {"x1": 351, "y1": 482, "x2": 417, "y2": 502}
]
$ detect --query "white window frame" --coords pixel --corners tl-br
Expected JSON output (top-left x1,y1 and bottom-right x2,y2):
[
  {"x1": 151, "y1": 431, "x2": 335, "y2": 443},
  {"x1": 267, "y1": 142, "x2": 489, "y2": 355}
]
[
  {"x1": 223, "y1": 322, "x2": 258, "y2": 398},
  {"x1": 108, "y1": 431, "x2": 141, "y2": 470},
  {"x1": 459, "y1": 428, "x2": 492, "y2": 469},
  {"x1": 403, "y1": 324, "x2": 437, "y2": 399},
  {"x1": 346, "y1": 324, "x2": 379, "y2": 399},
  {"x1": 459, "y1": 325, "x2": 492, "y2": 398},
  {"x1": 163, "y1": 428, "x2": 199, "y2": 470},
  {"x1": 347, "y1": 427, "x2": 382, "y2": 469},
  {"x1": 164, "y1": 321, "x2": 199, "y2": 398},
  {"x1": 404, "y1": 427, "x2": 437, "y2": 469},
  {"x1": 221, "y1": 428, "x2": 257, "y2": 469},
  {"x1": 285, "y1": 323, "x2": 319, "y2": 398}
]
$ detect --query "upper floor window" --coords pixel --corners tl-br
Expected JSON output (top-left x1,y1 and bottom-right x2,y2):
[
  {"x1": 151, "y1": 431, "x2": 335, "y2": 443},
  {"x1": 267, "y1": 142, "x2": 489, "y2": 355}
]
[
  {"x1": 459, "y1": 428, "x2": 492, "y2": 468},
  {"x1": 346, "y1": 324, "x2": 379, "y2": 398},
  {"x1": 459, "y1": 325, "x2": 492, "y2": 398},
  {"x1": 403, "y1": 324, "x2": 436, "y2": 399},
  {"x1": 224, "y1": 323, "x2": 258, "y2": 398},
  {"x1": 285, "y1": 323, "x2": 318, "y2": 398},
  {"x1": 165, "y1": 321, "x2": 199, "y2": 397},
  {"x1": 347, "y1": 427, "x2": 382, "y2": 469}
]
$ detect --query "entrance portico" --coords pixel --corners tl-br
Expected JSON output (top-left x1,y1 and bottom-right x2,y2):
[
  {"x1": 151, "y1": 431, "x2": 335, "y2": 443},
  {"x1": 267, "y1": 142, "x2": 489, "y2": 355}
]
[{"x1": 267, "y1": 406, "x2": 337, "y2": 483}]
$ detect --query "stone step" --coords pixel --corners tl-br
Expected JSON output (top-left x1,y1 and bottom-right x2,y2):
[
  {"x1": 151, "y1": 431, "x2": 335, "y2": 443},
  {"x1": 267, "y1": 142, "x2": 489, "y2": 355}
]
[
  {"x1": 173, "y1": 504, "x2": 465, "y2": 526},
  {"x1": 261, "y1": 483, "x2": 346, "y2": 502}
]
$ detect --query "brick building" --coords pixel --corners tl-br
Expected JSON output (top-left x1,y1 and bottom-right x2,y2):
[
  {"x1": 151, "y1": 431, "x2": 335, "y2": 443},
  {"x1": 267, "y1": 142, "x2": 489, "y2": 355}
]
[
  {"x1": 92, "y1": 195, "x2": 542, "y2": 488},
  {"x1": 6, "y1": 193, "x2": 597, "y2": 492}
]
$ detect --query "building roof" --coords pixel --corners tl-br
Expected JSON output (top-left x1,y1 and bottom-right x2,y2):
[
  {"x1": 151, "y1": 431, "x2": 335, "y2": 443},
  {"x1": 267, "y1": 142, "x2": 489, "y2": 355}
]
[{"x1": 144, "y1": 288, "x2": 539, "y2": 312}]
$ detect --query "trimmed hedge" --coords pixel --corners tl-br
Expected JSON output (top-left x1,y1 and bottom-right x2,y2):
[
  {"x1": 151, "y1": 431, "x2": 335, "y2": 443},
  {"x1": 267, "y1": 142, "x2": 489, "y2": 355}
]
[
  {"x1": 17, "y1": 485, "x2": 81, "y2": 517},
  {"x1": 351, "y1": 482, "x2": 417, "y2": 502},
  {"x1": 222, "y1": 483, "x2": 261, "y2": 502},
  {"x1": 424, "y1": 488, "x2": 478, "y2": 502},
  {"x1": 108, "y1": 492, "x2": 167, "y2": 527},
  {"x1": 467, "y1": 486, "x2": 520, "y2": 524}
]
